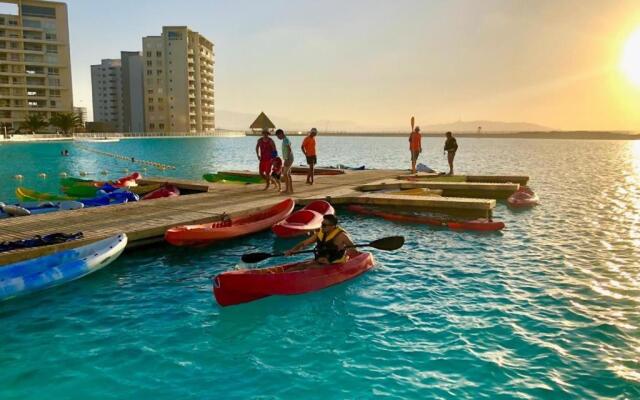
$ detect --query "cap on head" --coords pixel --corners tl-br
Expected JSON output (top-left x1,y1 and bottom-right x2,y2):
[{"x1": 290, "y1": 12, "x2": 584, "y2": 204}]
[
  {"x1": 415, "y1": 126, "x2": 420, "y2": 132},
  {"x1": 310, "y1": 127, "x2": 318, "y2": 135}
]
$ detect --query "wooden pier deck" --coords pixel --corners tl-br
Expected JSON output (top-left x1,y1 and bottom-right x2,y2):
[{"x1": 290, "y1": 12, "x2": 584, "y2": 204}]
[{"x1": 0, "y1": 170, "x2": 514, "y2": 266}]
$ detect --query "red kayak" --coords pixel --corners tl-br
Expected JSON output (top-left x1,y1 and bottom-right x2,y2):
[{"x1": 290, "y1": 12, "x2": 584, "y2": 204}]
[
  {"x1": 272, "y1": 209, "x2": 323, "y2": 238},
  {"x1": 272, "y1": 200, "x2": 335, "y2": 238},
  {"x1": 142, "y1": 184, "x2": 180, "y2": 200},
  {"x1": 303, "y1": 200, "x2": 335, "y2": 216},
  {"x1": 347, "y1": 205, "x2": 504, "y2": 232},
  {"x1": 213, "y1": 251, "x2": 374, "y2": 306},
  {"x1": 165, "y1": 198, "x2": 295, "y2": 246},
  {"x1": 507, "y1": 186, "x2": 539, "y2": 208}
]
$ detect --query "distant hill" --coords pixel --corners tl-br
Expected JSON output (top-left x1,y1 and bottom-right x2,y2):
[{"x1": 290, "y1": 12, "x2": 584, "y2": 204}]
[
  {"x1": 216, "y1": 110, "x2": 553, "y2": 133},
  {"x1": 422, "y1": 120, "x2": 552, "y2": 133}
]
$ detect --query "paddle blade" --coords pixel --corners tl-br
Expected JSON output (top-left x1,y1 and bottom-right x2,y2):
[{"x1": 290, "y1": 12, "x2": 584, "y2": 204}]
[
  {"x1": 411, "y1": 116, "x2": 415, "y2": 131},
  {"x1": 368, "y1": 236, "x2": 405, "y2": 251},
  {"x1": 241, "y1": 252, "x2": 273, "y2": 263}
]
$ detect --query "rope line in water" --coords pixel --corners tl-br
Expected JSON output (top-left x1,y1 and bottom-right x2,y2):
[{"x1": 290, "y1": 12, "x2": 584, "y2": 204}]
[{"x1": 75, "y1": 144, "x2": 177, "y2": 170}]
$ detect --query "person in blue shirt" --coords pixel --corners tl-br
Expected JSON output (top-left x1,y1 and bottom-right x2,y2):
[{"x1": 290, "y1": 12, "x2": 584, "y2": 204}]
[{"x1": 275, "y1": 129, "x2": 294, "y2": 194}]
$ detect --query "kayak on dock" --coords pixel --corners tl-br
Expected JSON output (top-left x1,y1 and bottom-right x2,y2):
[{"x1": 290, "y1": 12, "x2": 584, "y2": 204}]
[
  {"x1": 0, "y1": 233, "x2": 128, "y2": 301},
  {"x1": 213, "y1": 251, "x2": 374, "y2": 307},
  {"x1": 507, "y1": 186, "x2": 539, "y2": 208},
  {"x1": 60, "y1": 172, "x2": 141, "y2": 189},
  {"x1": 290, "y1": 166, "x2": 345, "y2": 175},
  {"x1": 203, "y1": 171, "x2": 263, "y2": 184},
  {"x1": 141, "y1": 184, "x2": 180, "y2": 200},
  {"x1": 0, "y1": 200, "x2": 84, "y2": 219},
  {"x1": 272, "y1": 200, "x2": 336, "y2": 238},
  {"x1": 165, "y1": 198, "x2": 295, "y2": 246},
  {"x1": 347, "y1": 205, "x2": 505, "y2": 232},
  {"x1": 15, "y1": 187, "x2": 138, "y2": 208}
]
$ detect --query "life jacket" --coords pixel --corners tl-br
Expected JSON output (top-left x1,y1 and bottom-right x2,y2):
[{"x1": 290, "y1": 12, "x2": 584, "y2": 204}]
[{"x1": 315, "y1": 226, "x2": 348, "y2": 264}]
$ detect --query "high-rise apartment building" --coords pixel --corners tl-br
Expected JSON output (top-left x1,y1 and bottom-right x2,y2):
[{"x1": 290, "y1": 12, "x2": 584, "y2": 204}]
[
  {"x1": 0, "y1": 0, "x2": 73, "y2": 130},
  {"x1": 90, "y1": 59, "x2": 123, "y2": 132},
  {"x1": 142, "y1": 26, "x2": 214, "y2": 134},
  {"x1": 121, "y1": 51, "x2": 144, "y2": 132}
]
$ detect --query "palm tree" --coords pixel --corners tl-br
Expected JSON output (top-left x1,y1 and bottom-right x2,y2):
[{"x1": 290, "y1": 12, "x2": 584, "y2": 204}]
[
  {"x1": 49, "y1": 112, "x2": 83, "y2": 136},
  {"x1": 20, "y1": 113, "x2": 49, "y2": 134}
]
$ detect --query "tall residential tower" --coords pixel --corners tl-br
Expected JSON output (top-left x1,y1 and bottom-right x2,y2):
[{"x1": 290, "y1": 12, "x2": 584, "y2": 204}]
[
  {"x1": 90, "y1": 58, "x2": 123, "y2": 132},
  {"x1": 142, "y1": 26, "x2": 214, "y2": 134},
  {"x1": 0, "y1": 0, "x2": 73, "y2": 130}
]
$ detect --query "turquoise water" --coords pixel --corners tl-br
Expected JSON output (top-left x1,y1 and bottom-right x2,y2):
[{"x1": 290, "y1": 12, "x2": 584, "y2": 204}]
[{"x1": 1, "y1": 137, "x2": 640, "y2": 399}]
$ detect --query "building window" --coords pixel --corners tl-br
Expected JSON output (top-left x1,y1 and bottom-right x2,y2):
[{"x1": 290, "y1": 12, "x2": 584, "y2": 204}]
[
  {"x1": 146, "y1": 60, "x2": 152, "y2": 66},
  {"x1": 148, "y1": 98, "x2": 153, "y2": 103},
  {"x1": 149, "y1": 123, "x2": 155, "y2": 129},
  {"x1": 159, "y1": 123, "x2": 164, "y2": 129},
  {"x1": 45, "y1": 33, "x2": 57, "y2": 41},
  {"x1": 148, "y1": 106, "x2": 154, "y2": 111},
  {"x1": 146, "y1": 70, "x2": 152, "y2": 76},
  {"x1": 50, "y1": 100, "x2": 56, "y2": 107},
  {"x1": 156, "y1": 70, "x2": 162, "y2": 75},
  {"x1": 21, "y1": 5, "x2": 56, "y2": 19},
  {"x1": 156, "y1": 51, "x2": 162, "y2": 57},
  {"x1": 147, "y1": 89, "x2": 153, "y2": 94},
  {"x1": 146, "y1": 51, "x2": 152, "y2": 57}
]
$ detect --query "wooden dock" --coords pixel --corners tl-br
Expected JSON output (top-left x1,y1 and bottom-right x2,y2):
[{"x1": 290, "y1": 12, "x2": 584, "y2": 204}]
[{"x1": 0, "y1": 170, "x2": 520, "y2": 266}]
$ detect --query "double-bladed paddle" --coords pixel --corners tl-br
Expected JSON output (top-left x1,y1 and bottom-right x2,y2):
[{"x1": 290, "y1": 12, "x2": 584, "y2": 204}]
[{"x1": 241, "y1": 236, "x2": 405, "y2": 264}]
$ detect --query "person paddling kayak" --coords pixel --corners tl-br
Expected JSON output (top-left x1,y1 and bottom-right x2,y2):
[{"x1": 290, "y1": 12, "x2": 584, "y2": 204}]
[{"x1": 285, "y1": 214, "x2": 356, "y2": 269}]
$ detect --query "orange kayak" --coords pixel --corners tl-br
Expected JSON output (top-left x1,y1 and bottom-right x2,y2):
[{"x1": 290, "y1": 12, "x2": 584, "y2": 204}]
[{"x1": 165, "y1": 199, "x2": 295, "y2": 246}]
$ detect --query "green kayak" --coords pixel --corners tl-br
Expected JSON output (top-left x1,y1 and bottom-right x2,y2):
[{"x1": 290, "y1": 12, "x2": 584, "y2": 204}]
[
  {"x1": 16, "y1": 187, "x2": 75, "y2": 202},
  {"x1": 203, "y1": 172, "x2": 263, "y2": 184}
]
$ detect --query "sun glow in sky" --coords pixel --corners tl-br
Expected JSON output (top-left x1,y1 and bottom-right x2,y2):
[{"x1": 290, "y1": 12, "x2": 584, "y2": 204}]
[{"x1": 621, "y1": 28, "x2": 640, "y2": 87}]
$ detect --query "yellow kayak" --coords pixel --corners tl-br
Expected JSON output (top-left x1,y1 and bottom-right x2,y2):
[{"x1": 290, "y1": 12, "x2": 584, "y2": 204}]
[{"x1": 16, "y1": 187, "x2": 75, "y2": 202}]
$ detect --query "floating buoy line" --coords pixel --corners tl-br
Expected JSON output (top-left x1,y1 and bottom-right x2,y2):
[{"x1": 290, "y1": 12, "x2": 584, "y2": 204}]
[{"x1": 75, "y1": 144, "x2": 177, "y2": 170}]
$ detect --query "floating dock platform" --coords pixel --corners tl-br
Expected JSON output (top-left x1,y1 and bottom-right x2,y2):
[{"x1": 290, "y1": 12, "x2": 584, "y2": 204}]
[{"x1": 0, "y1": 170, "x2": 528, "y2": 265}]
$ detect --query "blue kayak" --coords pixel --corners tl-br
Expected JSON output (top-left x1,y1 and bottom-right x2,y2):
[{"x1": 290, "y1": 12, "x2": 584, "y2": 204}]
[
  {"x1": 0, "y1": 191, "x2": 139, "y2": 219},
  {"x1": 0, "y1": 233, "x2": 128, "y2": 301}
]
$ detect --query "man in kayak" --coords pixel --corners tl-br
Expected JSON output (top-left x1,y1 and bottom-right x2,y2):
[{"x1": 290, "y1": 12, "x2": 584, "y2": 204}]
[
  {"x1": 409, "y1": 126, "x2": 422, "y2": 174},
  {"x1": 443, "y1": 131, "x2": 458, "y2": 175},
  {"x1": 301, "y1": 128, "x2": 317, "y2": 185},
  {"x1": 256, "y1": 129, "x2": 276, "y2": 190},
  {"x1": 285, "y1": 214, "x2": 356, "y2": 269}
]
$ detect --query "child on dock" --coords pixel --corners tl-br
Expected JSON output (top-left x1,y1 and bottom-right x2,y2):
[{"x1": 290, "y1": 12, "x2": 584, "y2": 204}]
[{"x1": 269, "y1": 152, "x2": 283, "y2": 192}]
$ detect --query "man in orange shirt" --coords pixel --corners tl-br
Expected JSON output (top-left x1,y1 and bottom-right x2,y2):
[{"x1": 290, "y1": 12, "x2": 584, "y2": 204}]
[
  {"x1": 301, "y1": 127, "x2": 318, "y2": 184},
  {"x1": 409, "y1": 126, "x2": 422, "y2": 174}
]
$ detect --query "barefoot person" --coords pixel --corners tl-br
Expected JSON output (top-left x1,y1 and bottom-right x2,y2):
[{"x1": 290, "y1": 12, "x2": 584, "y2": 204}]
[
  {"x1": 255, "y1": 129, "x2": 276, "y2": 189},
  {"x1": 285, "y1": 214, "x2": 356, "y2": 269},
  {"x1": 301, "y1": 128, "x2": 317, "y2": 185},
  {"x1": 444, "y1": 131, "x2": 458, "y2": 175},
  {"x1": 275, "y1": 129, "x2": 294, "y2": 194},
  {"x1": 269, "y1": 152, "x2": 283, "y2": 192},
  {"x1": 409, "y1": 126, "x2": 422, "y2": 174}
]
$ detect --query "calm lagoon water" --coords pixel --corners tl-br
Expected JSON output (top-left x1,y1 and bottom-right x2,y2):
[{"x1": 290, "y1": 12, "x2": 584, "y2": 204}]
[{"x1": 1, "y1": 137, "x2": 640, "y2": 399}]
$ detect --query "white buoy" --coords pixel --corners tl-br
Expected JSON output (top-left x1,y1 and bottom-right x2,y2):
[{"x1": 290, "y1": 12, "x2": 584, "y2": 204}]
[
  {"x1": 79, "y1": 171, "x2": 87, "y2": 176},
  {"x1": 122, "y1": 168, "x2": 129, "y2": 173},
  {"x1": 14, "y1": 174, "x2": 23, "y2": 180},
  {"x1": 59, "y1": 172, "x2": 68, "y2": 177},
  {"x1": 101, "y1": 170, "x2": 108, "y2": 175},
  {"x1": 38, "y1": 172, "x2": 47, "y2": 178}
]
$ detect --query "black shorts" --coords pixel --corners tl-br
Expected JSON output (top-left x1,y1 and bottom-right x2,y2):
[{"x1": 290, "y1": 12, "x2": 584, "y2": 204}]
[
  {"x1": 306, "y1": 155, "x2": 317, "y2": 165},
  {"x1": 271, "y1": 172, "x2": 281, "y2": 180}
]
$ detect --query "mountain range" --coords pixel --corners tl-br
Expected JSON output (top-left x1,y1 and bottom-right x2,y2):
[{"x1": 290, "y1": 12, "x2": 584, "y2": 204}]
[{"x1": 216, "y1": 110, "x2": 552, "y2": 133}]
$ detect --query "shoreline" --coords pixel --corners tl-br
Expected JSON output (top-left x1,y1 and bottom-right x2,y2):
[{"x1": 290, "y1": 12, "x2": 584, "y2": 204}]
[{"x1": 1, "y1": 131, "x2": 638, "y2": 143}]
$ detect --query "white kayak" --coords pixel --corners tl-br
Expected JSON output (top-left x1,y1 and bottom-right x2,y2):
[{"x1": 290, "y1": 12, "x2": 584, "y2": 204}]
[{"x1": 0, "y1": 233, "x2": 128, "y2": 301}]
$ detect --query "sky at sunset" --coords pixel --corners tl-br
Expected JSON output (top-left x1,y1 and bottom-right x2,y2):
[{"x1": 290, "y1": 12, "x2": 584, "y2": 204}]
[{"x1": 24, "y1": 0, "x2": 640, "y2": 130}]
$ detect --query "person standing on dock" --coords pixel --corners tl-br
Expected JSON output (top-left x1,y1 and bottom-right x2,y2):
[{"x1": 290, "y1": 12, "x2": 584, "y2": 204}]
[
  {"x1": 256, "y1": 129, "x2": 276, "y2": 189},
  {"x1": 301, "y1": 128, "x2": 318, "y2": 185},
  {"x1": 276, "y1": 129, "x2": 294, "y2": 194},
  {"x1": 444, "y1": 131, "x2": 458, "y2": 175},
  {"x1": 409, "y1": 126, "x2": 422, "y2": 174}
]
